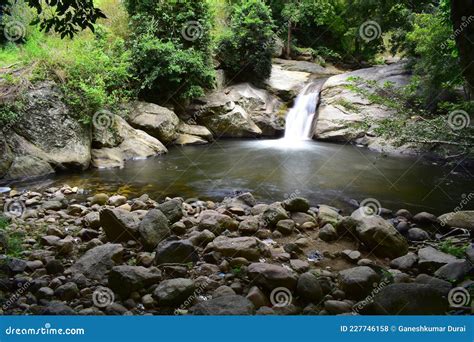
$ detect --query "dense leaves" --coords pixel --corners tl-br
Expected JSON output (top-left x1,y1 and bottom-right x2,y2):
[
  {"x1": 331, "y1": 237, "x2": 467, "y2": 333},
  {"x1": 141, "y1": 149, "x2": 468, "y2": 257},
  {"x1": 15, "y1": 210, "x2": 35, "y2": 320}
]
[{"x1": 218, "y1": 0, "x2": 275, "y2": 84}]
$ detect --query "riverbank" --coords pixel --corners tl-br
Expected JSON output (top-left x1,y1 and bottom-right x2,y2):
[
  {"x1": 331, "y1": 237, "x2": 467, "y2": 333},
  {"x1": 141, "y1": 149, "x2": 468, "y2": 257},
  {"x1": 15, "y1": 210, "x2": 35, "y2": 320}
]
[{"x1": 1, "y1": 186, "x2": 472, "y2": 315}]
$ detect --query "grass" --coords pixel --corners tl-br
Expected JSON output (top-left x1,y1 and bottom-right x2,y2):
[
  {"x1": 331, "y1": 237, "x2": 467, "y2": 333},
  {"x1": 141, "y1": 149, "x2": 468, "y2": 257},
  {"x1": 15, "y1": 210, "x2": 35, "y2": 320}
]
[
  {"x1": 438, "y1": 240, "x2": 470, "y2": 258},
  {"x1": 0, "y1": 216, "x2": 24, "y2": 258}
]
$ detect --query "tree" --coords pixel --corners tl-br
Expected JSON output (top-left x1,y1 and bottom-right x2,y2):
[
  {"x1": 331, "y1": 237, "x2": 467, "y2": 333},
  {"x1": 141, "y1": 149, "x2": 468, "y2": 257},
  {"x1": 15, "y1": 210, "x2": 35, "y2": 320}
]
[
  {"x1": 217, "y1": 0, "x2": 275, "y2": 84},
  {"x1": 451, "y1": 0, "x2": 474, "y2": 98},
  {"x1": 26, "y1": 0, "x2": 106, "y2": 38}
]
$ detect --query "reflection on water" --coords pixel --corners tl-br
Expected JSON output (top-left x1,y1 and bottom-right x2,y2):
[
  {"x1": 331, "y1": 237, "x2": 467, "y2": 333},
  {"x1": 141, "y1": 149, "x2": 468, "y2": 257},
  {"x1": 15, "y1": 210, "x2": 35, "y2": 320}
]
[{"x1": 9, "y1": 139, "x2": 474, "y2": 215}]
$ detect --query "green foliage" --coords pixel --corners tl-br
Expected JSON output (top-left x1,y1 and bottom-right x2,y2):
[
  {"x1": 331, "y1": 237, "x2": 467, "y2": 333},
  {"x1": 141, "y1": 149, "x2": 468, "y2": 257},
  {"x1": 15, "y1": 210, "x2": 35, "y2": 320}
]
[
  {"x1": 217, "y1": 0, "x2": 274, "y2": 84},
  {"x1": 126, "y1": 0, "x2": 215, "y2": 102},
  {"x1": 438, "y1": 240, "x2": 470, "y2": 258},
  {"x1": 0, "y1": 102, "x2": 21, "y2": 126}
]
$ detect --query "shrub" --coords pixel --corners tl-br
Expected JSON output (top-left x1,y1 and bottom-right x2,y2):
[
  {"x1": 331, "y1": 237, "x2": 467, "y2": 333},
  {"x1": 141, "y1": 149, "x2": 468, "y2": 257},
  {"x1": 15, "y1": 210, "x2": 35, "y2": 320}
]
[
  {"x1": 217, "y1": 0, "x2": 274, "y2": 84},
  {"x1": 125, "y1": 0, "x2": 215, "y2": 103}
]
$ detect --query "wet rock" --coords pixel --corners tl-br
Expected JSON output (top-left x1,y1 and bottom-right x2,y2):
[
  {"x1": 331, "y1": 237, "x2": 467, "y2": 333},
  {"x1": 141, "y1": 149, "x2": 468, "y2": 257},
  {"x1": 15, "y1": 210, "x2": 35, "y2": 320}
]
[
  {"x1": 296, "y1": 272, "x2": 323, "y2": 304},
  {"x1": 138, "y1": 209, "x2": 170, "y2": 251},
  {"x1": 407, "y1": 228, "x2": 429, "y2": 241},
  {"x1": 318, "y1": 223, "x2": 338, "y2": 242},
  {"x1": 351, "y1": 208, "x2": 408, "y2": 258},
  {"x1": 197, "y1": 210, "x2": 238, "y2": 235},
  {"x1": 206, "y1": 236, "x2": 269, "y2": 261},
  {"x1": 157, "y1": 199, "x2": 183, "y2": 224},
  {"x1": 283, "y1": 197, "x2": 310, "y2": 212},
  {"x1": 190, "y1": 295, "x2": 255, "y2": 315},
  {"x1": 154, "y1": 238, "x2": 198, "y2": 265},
  {"x1": 153, "y1": 278, "x2": 195, "y2": 307},
  {"x1": 109, "y1": 265, "x2": 162, "y2": 298},
  {"x1": 395, "y1": 221, "x2": 410, "y2": 235},
  {"x1": 276, "y1": 219, "x2": 295, "y2": 235},
  {"x1": 68, "y1": 243, "x2": 123, "y2": 280},
  {"x1": 417, "y1": 246, "x2": 459, "y2": 274},
  {"x1": 395, "y1": 209, "x2": 413, "y2": 220},
  {"x1": 338, "y1": 266, "x2": 381, "y2": 300},
  {"x1": 248, "y1": 263, "x2": 298, "y2": 291},
  {"x1": 368, "y1": 283, "x2": 448, "y2": 315},
  {"x1": 389, "y1": 253, "x2": 418, "y2": 271}
]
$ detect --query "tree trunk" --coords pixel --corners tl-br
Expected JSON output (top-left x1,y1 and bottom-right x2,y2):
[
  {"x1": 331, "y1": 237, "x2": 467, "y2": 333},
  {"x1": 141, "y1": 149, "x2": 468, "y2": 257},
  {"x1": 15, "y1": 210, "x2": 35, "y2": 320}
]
[
  {"x1": 286, "y1": 20, "x2": 291, "y2": 59},
  {"x1": 451, "y1": 0, "x2": 474, "y2": 98}
]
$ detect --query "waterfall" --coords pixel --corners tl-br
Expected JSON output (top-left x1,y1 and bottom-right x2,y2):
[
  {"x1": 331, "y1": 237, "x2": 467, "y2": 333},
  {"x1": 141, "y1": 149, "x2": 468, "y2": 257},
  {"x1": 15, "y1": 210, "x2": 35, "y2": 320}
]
[{"x1": 283, "y1": 82, "x2": 322, "y2": 141}]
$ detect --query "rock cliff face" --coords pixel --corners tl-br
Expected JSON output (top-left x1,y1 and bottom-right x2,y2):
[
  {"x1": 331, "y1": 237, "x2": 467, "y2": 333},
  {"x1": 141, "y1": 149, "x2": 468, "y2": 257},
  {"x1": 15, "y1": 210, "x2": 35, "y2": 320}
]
[
  {"x1": 1, "y1": 82, "x2": 91, "y2": 181},
  {"x1": 313, "y1": 62, "x2": 414, "y2": 153}
]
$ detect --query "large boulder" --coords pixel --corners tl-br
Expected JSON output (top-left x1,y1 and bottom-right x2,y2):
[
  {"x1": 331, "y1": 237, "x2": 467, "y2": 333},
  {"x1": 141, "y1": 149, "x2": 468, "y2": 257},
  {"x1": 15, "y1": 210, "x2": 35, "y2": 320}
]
[
  {"x1": 1, "y1": 82, "x2": 91, "y2": 180},
  {"x1": 438, "y1": 211, "x2": 474, "y2": 230},
  {"x1": 190, "y1": 295, "x2": 255, "y2": 315},
  {"x1": 91, "y1": 115, "x2": 167, "y2": 169},
  {"x1": 367, "y1": 283, "x2": 448, "y2": 315},
  {"x1": 205, "y1": 236, "x2": 269, "y2": 261},
  {"x1": 350, "y1": 208, "x2": 408, "y2": 258},
  {"x1": 99, "y1": 208, "x2": 140, "y2": 242},
  {"x1": 177, "y1": 122, "x2": 213, "y2": 141},
  {"x1": 68, "y1": 243, "x2": 123, "y2": 280},
  {"x1": 247, "y1": 263, "x2": 298, "y2": 291},
  {"x1": 313, "y1": 62, "x2": 414, "y2": 153},
  {"x1": 128, "y1": 102, "x2": 180, "y2": 144}
]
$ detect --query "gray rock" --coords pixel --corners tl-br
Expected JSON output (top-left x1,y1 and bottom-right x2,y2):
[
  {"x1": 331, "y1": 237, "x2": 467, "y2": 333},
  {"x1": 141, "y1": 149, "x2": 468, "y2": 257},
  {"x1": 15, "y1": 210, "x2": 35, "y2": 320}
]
[
  {"x1": 368, "y1": 283, "x2": 448, "y2": 315},
  {"x1": 289, "y1": 259, "x2": 310, "y2": 273},
  {"x1": 389, "y1": 253, "x2": 418, "y2": 271},
  {"x1": 246, "y1": 286, "x2": 269, "y2": 309},
  {"x1": 154, "y1": 238, "x2": 198, "y2": 265},
  {"x1": 417, "y1": 247, "x2": 459, "y2": 274},
  {"x1": 190, "y1": 295, "x2": 255, "y2": 315},
  {"x1": 318, "y1": 223, "x2": 338, "y2": 242},
  {"x1": 290, "y1": 212, "x2": 316, "y2": 226},
  {"x1": 99, "y1": 208, "x2": 140, "y2": 242},
  {"x1": 83, "y1": 212, "x2": 101, "y2": 229},
  {"x1": 45, "y1": 259, "x2": 64, "y2": 275},
  {"x1": 414, "y1": 274, "x2": 452, "y2": 294},
  {"x1": 338, "y1": 266, "x2": 381, "y2": 300},
  {"x1": 262, "y1": 203, "x2": 289, "y2": 228},
  {"x1": 324, "y1": 300, "x2": 353, "y2": 314},
  {"x1": 435, "y1": 260, "x2": 472, "y2": 281},
  {"x1": 40, "y1": 301, "x2": 76, "y2": 315},
  {"x1": 42, "y1": 200, "x2": 64, "y2": 211},
  {"x1": 247, "y1": 263, "x2": 298, "y2": 291},
  {"x1": 188, "y1": 229, "x2": 216, "y2": 247},
  {"x1": 197, "y1": 210, "x2": 237, "y2": 235},
  {"x1": 318, "y1": 205, "x2": 343, "y2": 226},
  {"x1": 438, "y1": 211, "x2": 474, "y2": 230},
  {"x1": 351, "y1": 208, "x2": 408, "y2": 258},
  {"x1": 213, "y1": 285, "x2": 236, "y2": 298},
  {"x1": 296, "y1": 272, "x2": 323, "y2": 304},
  {"x1": 238, "y1": 217, "x2": 260, "y2": 235},
  {"x1": 36, "y1": 287, "x2": 54, "y2": 299},
  {"x1": 68, "y1": 243, "x2": 123, "y2": 280},
  {"x1": 109, "y1": 265, "x2": 162, "y2": 298},
  {"x1": 138, "y1": 209, "x2": 170, "y2": 251},
  {"x1": 407, "y1": 228, "x2": 430, "y2": 241},
  {"x1": 153, "y1": 278, "x2": 195, "y2": 307},
  {"x1": 157, "y1": 199, "x2": 183, "y2": 224},
  {"x1": 275, "y1": 219, "x2": 295, "y2": 235},
  {"x1": 413, "y1": 212, "x2": 439, "y2": 226},
  {"x1": 54, "y1": 282, "x2": 79, "y2": 301},
  {"x1": 206, "y1": 236, "x2": 269, "y2": 261},
  {"x1": 283, "y1": 197, "x2": 310, "y2": 212}
]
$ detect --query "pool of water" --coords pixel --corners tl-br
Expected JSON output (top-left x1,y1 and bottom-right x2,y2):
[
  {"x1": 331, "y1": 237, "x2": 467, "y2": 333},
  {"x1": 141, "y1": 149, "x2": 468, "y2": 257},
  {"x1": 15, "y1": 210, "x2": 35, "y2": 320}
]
[{"x1": 8, "y1": 139, "x2": 473, "y2": 215}]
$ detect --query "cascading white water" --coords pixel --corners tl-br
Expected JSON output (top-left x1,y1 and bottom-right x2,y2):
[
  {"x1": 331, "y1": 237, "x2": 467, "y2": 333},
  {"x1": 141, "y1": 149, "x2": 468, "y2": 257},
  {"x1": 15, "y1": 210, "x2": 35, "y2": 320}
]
[{"x1": 283, "y1": 83, "x2": 320, "y2": 141}]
